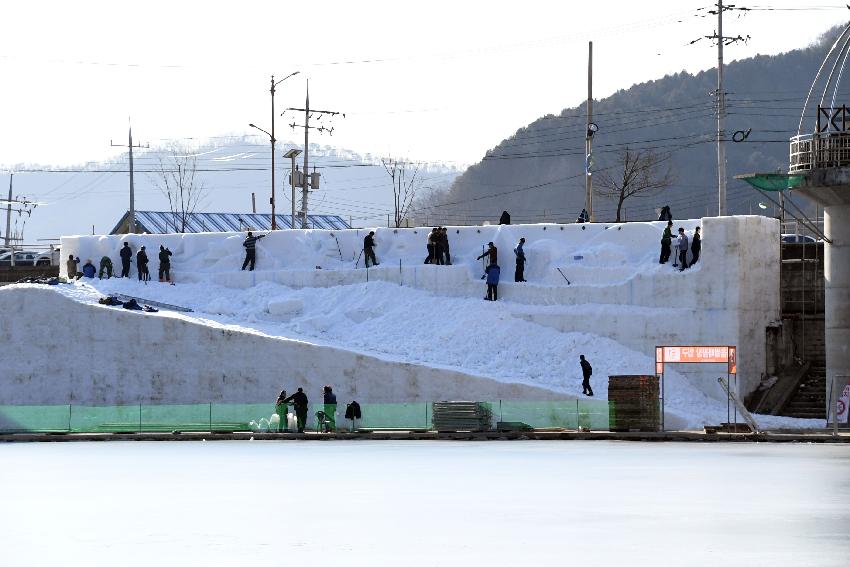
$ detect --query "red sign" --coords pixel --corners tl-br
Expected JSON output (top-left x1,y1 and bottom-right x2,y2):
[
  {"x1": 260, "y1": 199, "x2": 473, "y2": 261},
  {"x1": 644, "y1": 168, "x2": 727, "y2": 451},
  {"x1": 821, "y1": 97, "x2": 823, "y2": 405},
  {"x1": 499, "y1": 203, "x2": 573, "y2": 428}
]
[{"x1": 656, "y1": 346, "x2": 737, "y2": 374}]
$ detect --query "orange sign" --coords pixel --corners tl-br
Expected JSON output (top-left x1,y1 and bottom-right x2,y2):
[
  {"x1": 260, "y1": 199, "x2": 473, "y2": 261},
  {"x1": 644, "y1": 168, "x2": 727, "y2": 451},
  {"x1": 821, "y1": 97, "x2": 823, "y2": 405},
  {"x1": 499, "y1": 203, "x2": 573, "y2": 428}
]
[{"x1": 656, "y1": 345, "x2": 737, "y2": 374}]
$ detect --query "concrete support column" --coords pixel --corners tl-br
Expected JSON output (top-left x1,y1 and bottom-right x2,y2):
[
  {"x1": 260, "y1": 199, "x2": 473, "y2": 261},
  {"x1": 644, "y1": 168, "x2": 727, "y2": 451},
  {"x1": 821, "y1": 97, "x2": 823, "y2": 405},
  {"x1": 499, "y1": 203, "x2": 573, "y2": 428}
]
[{"x1": 824, "y1": 204, "x2": 850, "y2": 409}]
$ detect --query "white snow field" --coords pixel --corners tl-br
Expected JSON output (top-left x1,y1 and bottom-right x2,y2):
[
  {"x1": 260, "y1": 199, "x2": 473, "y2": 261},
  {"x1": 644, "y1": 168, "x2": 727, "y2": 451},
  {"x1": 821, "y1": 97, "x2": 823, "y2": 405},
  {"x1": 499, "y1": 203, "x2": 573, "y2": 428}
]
[
  {"x1": 0, "y1": 215, "x2": 818, "y2": 428},
  {"x1": 1, "y1": 441, "x2": 849, "y2": 566}
]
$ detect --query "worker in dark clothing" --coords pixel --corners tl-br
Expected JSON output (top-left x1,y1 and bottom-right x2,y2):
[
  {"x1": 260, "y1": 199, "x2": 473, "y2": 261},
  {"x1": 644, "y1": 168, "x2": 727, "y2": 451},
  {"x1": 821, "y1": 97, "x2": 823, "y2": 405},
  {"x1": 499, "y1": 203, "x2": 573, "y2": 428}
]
[
  {"x1": 425, "y1": 228, "x2": 441, "y2": 264},
  {"x1": 434, "y1": 227, "x2": 445, "y2": 266},
  {"x1": 659, "y1": 221, "x2": 673, "y2": 264},
  {"x1": 577, "y1": 209, "x2": 589, "y2": 223},
  {"x1": 283, "y1": 387, "x2": 309, "y2": 433},
  {"x1": 322, "y1": 385, "x2": 337, "y2": 432},
  {"x1": 66, "y1": 255, "x2": 80, "y2": 280},
  {"x1": 580, "y1": 354, "x2": 594, "y2": 396},
  {"x1": 499, "y1": 210, "x2": 511, "y2": 225},
  {"x1": 136, "y1": 246, "x2": 150, "y2": 282},
  {"x1": 158, "y1": 245, "x2": 172, "y2": 282},
  {"x1": 514, "y1": 237, "x2": 526, "y2": 282},
  {"x1": 98, "y1": 256, "x2": 113, "y2": 279},
  {"x1": 484, "y1": 263, "x2": 500, "y2": 301},
  {"x1": 363, "y1": 231, "x2": 379, "y2": 267},
  {"x1": 441, "y1": 227, "x2": 451, "y2": 265},
  {"x1": 477, "y1": 242, "x2": 498, "y2": 266},
  {"x1": 658, "y1": 205, "x2": 673, "y2": 222},
  {"x1": 241, "y1": 231, "x2": 266, "y2": 271},
  {"x1": 119, "y1": 242, "x2": 132, "y2": 278},
  {"x1": 676, "y1": 227, "x2": 689, "y2": 271},
  {"x1": 691, "y1": 227, "x2": 701, "y2": 265}
]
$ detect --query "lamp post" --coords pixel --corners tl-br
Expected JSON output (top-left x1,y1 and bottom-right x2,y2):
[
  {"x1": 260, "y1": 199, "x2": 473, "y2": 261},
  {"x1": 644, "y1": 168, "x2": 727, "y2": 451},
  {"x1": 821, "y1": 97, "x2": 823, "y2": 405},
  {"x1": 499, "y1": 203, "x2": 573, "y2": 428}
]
[
  {"x1": 250, "y1": 71, "x2": 299, "y2": 230},
  {"x1": 284, "y1": 148, "x2": 302, "y2": 229}
]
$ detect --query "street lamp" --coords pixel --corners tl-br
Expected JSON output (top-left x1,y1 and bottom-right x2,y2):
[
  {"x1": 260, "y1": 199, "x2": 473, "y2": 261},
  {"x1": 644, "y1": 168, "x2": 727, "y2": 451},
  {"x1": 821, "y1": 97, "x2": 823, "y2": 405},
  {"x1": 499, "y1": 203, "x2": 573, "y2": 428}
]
[
  {"x1": 249, "y1": 71, "x2": 299, "y2": 230},
  {"x1": 283, "y1": 148, "x2": 302, "y2": 229}
]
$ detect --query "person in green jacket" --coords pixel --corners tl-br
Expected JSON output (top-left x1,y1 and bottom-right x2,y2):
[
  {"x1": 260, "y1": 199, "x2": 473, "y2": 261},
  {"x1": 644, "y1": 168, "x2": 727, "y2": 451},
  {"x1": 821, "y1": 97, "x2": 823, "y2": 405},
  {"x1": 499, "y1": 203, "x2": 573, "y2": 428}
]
[
  {"x1": 275, "y1": 390, "x2": 290, "y2": 432},
  {"x1": 659, "y1": 220, "x2": 673, "y2": 264}
]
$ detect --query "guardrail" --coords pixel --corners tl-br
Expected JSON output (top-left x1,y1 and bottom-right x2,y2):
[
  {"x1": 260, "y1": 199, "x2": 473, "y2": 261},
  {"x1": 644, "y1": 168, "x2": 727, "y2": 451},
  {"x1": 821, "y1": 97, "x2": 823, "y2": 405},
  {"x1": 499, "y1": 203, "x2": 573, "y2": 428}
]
[{"x1": 790, "y1": 132, "x2": 850, "y2": 172}]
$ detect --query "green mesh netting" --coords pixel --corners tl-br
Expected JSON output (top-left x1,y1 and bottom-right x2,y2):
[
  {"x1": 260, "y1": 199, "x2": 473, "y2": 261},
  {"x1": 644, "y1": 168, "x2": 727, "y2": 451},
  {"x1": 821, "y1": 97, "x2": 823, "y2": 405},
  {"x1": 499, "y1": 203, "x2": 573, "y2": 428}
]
[{"x1": 738, "y1": 173, "x2": 804, "y2": 192}]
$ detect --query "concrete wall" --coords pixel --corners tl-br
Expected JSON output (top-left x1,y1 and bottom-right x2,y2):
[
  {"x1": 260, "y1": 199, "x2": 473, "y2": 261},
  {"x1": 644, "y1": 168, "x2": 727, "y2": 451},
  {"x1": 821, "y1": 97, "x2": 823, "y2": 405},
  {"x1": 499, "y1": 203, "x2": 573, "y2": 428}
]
[{"x1": 0, "y1": 286, "x2": 565, "y2": 405}]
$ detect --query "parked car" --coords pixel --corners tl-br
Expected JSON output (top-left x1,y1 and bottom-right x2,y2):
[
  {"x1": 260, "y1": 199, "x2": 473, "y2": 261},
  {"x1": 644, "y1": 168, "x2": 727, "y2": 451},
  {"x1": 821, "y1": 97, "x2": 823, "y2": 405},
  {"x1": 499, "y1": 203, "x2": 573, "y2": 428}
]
[
  {"x1": 0, "y1": 251, "x2": 38, "y2": 266},
  {"x1": 0, "y1": 251, "x2": 52, "y2": 266},
  {"x1": 781, "y1": 234, "x2": 817, "y2": 244}
]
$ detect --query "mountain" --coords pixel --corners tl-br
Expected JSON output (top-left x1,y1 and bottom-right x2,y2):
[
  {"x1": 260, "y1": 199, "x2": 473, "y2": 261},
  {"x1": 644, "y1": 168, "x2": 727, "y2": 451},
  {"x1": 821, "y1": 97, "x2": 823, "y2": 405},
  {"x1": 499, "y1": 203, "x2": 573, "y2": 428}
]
[
  {"x1": 412, "y1": 27, "x2": 841, "y2": 225},
  {"x1": 4, "y1": 139, "x2": 462, "y2": 244}
]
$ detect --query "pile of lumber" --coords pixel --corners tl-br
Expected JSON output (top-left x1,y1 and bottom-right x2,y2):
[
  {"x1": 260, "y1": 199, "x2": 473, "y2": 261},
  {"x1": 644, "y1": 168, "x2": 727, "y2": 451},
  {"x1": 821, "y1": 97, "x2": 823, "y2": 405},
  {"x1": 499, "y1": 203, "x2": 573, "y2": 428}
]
[
  {"x1": 432, "y1": 401, "x2": 492, "y2": 432},
  {"x1": 608, "y1": 375, "x2": 661, "y2": 432}
]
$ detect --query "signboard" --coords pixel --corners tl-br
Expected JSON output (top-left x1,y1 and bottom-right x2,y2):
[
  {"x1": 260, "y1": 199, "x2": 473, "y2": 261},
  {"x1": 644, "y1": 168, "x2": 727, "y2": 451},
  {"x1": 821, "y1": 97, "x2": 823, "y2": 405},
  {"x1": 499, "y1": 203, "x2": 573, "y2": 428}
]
[
  {"x1": 837, "y1": 381, "x2": 850, "y2": 424},
  {"x1": 655, "y1": 346, "x2": 737, "y2": 374}
]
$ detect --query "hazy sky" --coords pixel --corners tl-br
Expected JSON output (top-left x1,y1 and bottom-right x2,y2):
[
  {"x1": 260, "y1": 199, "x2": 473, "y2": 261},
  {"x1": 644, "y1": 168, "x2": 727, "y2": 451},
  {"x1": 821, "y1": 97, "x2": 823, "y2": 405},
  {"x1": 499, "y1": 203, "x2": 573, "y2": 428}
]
[{"x1": 0, "y1": 0, "x2": 842, "y2": 168}]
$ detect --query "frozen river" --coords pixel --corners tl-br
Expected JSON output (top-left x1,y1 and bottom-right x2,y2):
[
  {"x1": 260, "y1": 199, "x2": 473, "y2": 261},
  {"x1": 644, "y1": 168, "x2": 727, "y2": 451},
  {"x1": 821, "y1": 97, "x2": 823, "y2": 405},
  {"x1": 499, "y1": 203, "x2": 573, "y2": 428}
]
[{"x1": 1, "y1": 441, "x2": 848, "y2": 566}]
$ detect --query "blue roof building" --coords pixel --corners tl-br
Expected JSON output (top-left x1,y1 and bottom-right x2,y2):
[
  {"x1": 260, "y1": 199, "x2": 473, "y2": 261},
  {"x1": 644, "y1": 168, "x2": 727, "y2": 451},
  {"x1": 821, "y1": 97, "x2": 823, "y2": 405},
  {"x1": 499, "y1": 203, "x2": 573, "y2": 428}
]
[{"x1": 110, "y1": 211, "x2": 350, "y2": 234}]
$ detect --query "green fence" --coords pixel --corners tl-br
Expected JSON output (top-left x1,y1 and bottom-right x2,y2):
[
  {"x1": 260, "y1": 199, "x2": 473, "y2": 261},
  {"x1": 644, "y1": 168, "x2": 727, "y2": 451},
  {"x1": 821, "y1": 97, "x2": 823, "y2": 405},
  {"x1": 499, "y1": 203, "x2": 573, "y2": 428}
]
[{"x1": 0, "y1": 400, "x2": 612, "y2": 434}]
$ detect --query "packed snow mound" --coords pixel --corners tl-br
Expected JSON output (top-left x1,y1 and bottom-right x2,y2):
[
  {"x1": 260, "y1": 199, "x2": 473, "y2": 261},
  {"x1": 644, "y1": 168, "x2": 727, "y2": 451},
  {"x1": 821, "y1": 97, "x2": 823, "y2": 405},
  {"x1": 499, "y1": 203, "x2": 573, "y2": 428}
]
[{"x1": 36, "y1": 277, "x2": 818, "y2": 430}]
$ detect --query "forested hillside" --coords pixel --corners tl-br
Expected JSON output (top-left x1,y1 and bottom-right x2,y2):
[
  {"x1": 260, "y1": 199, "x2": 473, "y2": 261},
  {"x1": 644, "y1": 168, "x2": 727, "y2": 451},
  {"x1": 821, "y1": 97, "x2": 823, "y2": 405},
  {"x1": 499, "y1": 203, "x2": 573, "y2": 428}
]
[{"x1": 412, "y1": 27, "x2": 839, "y2": 224}]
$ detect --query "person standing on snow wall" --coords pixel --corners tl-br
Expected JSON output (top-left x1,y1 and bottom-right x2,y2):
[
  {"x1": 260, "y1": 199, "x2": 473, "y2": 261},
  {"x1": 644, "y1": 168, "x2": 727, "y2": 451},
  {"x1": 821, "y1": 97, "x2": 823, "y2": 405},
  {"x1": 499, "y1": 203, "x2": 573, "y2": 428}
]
[
  {"x1": 283, "y1": 387, "x2": 309, "y2": 433},
  {"x1": 363, "y1": 231, "x2": 379, "y2": 268},
  {"x1": 441, "y1": 227, "x2": 452, "y2": 265},
  {"x1": 690, "y1": 226, "x2": 701, "y2": 265},
  {"x1": 676, "y1": 227, "x2": 689, "y2": 271},
  {"x1": 514, "y1": 237, "x2": 526, "y2": 282},
  {"x1": 580, "y1": 354, "x2": 594, "y2": 396},
  {"x1": 98, "y1": 256, "x2": 113, "y2": 279},
  {"x1": 659, "y1": 220, "x2": 673, "y2": 264},
  {"x1": 158, "y1": 245, "x2": 172, "y2": 282},
  {"x1": 322, "y1": 385, "x2": 337, "y2": 432},
  {"x1": 136, "y1": 247, "x2": 150, "y2": 282},
  {"x1": 477, "y1": 242, "x2": 498, "y2": 266},
  {"x1": 241, "y1": 231, "x2": 266, "y2": 271},
  {"x1": 119, "y1": 242, "x2": 132, "y2": 278}
]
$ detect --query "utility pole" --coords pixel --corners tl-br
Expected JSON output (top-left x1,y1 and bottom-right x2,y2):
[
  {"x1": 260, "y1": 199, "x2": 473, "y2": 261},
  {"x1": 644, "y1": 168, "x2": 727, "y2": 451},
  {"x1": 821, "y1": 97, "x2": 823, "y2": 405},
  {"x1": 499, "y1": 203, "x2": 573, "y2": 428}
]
[
  {"x1": 691, "y1": 2, "x2": 747, "y2": 217},
  {"x1": 286, "y1": 80, "x2": 343, "y2": 229},
  {"x1": 111, "y1": 125, "x2": 147, "y2": 234},
  {"x1": 4, "y1": 173, "x2": 11, "y2": 247},
  {"x1": 284, "y1": 148, "x2": 302, "y2": 229},
  {"x1": 716, "y1": 0, "x2": 726, "y2": 216},
  {"x1": 587, "y1": 42, "x2": 593, "y2": 220}
]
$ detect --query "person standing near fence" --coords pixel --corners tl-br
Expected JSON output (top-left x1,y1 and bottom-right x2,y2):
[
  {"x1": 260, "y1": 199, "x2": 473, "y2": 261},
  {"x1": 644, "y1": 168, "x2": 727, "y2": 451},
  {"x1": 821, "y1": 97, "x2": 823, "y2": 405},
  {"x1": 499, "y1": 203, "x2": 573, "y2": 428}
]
[
  {"x1": 120, "y1": 242, "x2": 132, "y2": 278},
  {"x1": 363, "y1": 231, "x2": 379, "y2": 267},
  {"x1": 580, "y1": 354, "x2": 594, "y2": 396},
  {"x1": 284, "y1": 387, "x2": 309, "y2": 433},
  {"x1": 322, "y1": 385, "x2": 337, "y2": 432}
]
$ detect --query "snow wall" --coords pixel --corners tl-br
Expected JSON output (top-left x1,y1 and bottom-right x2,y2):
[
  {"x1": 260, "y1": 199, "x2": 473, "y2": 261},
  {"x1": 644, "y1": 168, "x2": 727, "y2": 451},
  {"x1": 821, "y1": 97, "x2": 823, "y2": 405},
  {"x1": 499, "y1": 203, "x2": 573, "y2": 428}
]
[{"x1": 1, "y1": 215, "x2": 779, "y2": 414}]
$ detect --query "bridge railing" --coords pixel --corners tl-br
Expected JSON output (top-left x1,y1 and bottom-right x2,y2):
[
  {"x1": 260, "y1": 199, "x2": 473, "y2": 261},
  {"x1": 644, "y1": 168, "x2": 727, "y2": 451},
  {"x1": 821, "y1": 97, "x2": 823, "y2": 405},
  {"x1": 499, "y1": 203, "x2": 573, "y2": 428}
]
[{"x1": 790, "y1": 132, "x2": 850, "y2": 171}]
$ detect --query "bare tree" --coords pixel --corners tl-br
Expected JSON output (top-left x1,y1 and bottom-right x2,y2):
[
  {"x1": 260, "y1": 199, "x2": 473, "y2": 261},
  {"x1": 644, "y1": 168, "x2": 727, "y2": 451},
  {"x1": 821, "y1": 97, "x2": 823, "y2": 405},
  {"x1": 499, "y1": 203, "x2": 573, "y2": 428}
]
[
  {"x1": 152, "y1": 148, "x2": 207, "y2": 233},
  {"x1": 596, "y1": 148, "x2": 674, "y2": 222},
  {"x1": 382, "y1": 158, "x2": 421, "y2": 228}
]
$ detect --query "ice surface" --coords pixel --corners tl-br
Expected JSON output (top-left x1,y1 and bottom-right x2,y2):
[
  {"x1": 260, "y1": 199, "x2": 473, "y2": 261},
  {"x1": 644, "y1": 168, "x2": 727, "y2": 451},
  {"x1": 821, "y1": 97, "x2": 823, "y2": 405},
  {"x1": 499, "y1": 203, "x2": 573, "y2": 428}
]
[{"x1": 0, "y1": 441, "x2": 848, "y2": 566}]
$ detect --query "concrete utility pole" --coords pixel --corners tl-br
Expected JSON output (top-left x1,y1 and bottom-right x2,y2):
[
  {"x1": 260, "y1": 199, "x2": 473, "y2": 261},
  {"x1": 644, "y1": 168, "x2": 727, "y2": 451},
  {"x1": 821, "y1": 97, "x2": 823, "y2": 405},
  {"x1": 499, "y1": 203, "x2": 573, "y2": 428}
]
[
  {"x1": 4, "y1": 173, "x2": 12, "y2": 247},
  {"x1": 284, "y1": 148, "x2": 302, "y2": 229},
  {"x1": 286, "y1": 79, "x2": 343, "y2": 229},
  {"x1": 586, "y1": 41, "x2": 594, "y2": 221},
  {"x1": 111, "y1": 125, "x2": 147, "y2": 234},
  {"x1": 716, "y1": 0, "x2": 727, "y2": 216}
]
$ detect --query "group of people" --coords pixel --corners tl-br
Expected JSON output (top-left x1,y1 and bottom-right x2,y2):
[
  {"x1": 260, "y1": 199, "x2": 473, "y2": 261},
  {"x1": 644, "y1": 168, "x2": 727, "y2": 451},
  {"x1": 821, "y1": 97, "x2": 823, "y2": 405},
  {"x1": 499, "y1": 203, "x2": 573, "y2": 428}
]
[
  {"x1": 424, "y1": 227, "x2": 452, "y2": 265},
  {"x1": 659, "y1": 221, "x2": 701, "y2": 271},
  {"x1": 274, "y1": 385, "x2": 355, "y2": 433},
  {"x1": 67, "y1": 242, "x2": 174, "y2": 283}
]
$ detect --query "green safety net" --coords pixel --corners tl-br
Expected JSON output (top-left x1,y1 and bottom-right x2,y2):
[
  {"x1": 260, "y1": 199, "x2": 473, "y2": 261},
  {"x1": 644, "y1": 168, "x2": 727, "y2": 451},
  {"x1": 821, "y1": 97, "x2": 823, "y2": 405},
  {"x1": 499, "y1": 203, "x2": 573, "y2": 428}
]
[
  {"x1": 0, "y1": 400, "x2": 618, "y2": 434},
  {"x1": 738, "y1": 173, "x2": 804, "y2": 192}
]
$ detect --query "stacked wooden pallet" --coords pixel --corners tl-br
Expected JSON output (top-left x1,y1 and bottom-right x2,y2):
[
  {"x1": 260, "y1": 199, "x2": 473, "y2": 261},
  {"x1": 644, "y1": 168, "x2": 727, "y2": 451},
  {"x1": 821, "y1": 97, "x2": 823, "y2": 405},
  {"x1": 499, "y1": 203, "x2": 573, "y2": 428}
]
[
  {"x1": 608, "y1": 375, "x2": 661, "y2": 432},
  {"x1": 432, "y1": 401, "x2": 493, "y2": 432}
]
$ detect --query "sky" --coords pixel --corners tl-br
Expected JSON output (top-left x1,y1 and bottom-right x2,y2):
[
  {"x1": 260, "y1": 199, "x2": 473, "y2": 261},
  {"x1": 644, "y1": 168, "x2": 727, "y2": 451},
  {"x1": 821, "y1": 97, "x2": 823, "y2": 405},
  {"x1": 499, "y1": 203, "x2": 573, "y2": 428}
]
[
  {"x1": 0, "y1": 0, "x2": 841, "y2": 168},
  {"x1": 0, "y1": 1, "x2": 844, "y2": 242}
]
